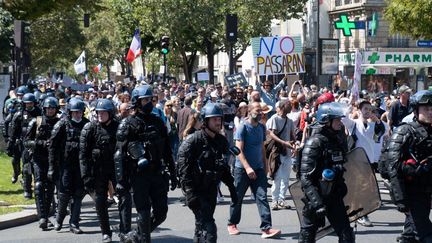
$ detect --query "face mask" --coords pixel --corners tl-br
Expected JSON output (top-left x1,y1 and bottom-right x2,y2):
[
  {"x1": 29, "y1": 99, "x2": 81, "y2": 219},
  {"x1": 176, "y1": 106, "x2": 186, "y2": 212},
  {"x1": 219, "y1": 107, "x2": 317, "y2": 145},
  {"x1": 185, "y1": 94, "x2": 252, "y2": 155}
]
[
  {"x1": 251, "y1": 113, "x2": 262, "y2": 122},
  {"x1": 71, "y1": 117, "x2": 82, "y2": 123},
  {"x1": 9, "y1": 108, "x2": 16, "y2": 113},
  {"x1": 141, "y1": 101, "x2": 153, "y2": 114}
]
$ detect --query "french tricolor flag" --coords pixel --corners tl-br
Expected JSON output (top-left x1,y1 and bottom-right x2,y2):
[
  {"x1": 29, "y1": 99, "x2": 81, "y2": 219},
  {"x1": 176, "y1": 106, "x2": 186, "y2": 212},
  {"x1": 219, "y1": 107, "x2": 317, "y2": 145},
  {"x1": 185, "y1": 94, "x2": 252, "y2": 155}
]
[
  {"x1": 126, "y1": 29, "x2": 142, "y2": 63},
  {"x1": 93, "y1": 63, "x2": 102, "y2": 73}
]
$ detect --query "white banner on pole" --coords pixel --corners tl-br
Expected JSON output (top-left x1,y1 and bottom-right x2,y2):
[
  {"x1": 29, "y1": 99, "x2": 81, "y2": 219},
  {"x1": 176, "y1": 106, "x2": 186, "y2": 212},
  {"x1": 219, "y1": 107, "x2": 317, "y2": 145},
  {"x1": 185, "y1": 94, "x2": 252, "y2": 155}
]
[{"x1": 352, "y1": 50, "x2": 362, "y2": 101}]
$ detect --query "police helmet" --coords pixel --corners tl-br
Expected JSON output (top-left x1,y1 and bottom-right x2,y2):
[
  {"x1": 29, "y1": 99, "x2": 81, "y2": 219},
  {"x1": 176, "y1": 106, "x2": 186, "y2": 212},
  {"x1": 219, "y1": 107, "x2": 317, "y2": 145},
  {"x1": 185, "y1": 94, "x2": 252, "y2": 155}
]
[
  {"x1": 43, "y1": 97, "x2": 59, "y2": 109},
  {"x1": 95, "y1": 99, "x2": 116, "y2": 115},
  {"x1": 131, "y1": 85, "x2": 153, "y2": 105},
  {"x1": 201, "y1": 103, "x2": 223, "y2": 120},
  {"x1": 34, "y1": 91, "x2": 42, "y2": 101},
  {"x1": 22, "y1": 93, "x2": 37, "y2": 103},
  {"x1": 68, "y1": 98, "x2": 86, "y2": 112},
  {"x1": 410, "y1": 90, "x2": 432, "y2": 110},
  {"x1": 16, "y1": 86, "x2": 29, "y2": 96},
  {"x1": 316, "y1": 102, "x2": 346, "y2": 124}
]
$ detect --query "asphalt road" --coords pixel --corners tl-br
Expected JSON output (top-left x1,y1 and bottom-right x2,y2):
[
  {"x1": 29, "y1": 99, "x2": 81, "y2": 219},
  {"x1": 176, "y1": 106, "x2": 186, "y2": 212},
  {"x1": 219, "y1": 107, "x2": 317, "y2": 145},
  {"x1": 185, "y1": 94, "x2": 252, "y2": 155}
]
[{"x1": 0, "y1": 178, "x2": 410, "y2": 243}]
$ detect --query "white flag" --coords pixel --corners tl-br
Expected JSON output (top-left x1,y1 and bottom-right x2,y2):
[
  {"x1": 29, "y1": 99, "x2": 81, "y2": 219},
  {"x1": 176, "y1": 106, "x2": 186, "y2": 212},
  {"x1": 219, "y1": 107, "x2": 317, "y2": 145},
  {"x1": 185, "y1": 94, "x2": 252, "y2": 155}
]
[
  {"x1": 351, "y1": 49, "x2": 362, "y2": 102},
  {"x1": 74, "y1": 51, "x2": 86, "y2": 74}
]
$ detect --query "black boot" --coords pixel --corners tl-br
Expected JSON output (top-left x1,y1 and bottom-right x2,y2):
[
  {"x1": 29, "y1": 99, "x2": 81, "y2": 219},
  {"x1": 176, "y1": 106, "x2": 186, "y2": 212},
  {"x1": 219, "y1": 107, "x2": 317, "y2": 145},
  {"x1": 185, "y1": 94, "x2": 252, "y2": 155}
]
[
  {"x1": 298, "y1": 229, "x2": 316, "y2": 243},
  {"x1": 38, "y1": 218, "x2": 48, "y2": 230},
  {"x1": 338, "y1": 227, "x2": 355, "y2": 243},
  {"x1": 137, "y1": 210, "x2": 151, "y2": 243},
  {"x1": 55, "y1": 192, "x2": 69, "y2": 231}
]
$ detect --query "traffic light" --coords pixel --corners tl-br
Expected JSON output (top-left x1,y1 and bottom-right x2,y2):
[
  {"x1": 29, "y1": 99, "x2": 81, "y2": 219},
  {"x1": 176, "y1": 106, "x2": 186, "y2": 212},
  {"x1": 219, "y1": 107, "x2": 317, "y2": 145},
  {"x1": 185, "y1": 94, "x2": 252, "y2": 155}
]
[
  {"x1": 160, "y1": 36, "x2": 170, "y2": 54},
  {"x1": 84, "y1": 14, "x2": 90, "y2": 28}
]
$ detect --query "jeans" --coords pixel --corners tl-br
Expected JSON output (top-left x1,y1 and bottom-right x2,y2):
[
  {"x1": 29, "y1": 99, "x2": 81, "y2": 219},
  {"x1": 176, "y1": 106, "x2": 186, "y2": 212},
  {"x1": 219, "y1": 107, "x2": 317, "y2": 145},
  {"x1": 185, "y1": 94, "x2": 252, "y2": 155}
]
[
  {"x1": 228, "y1": 167, "x2": 272, "y2": 230},
  {"x1": 271, "y1": 155, "x2": 293, "y2": 202}
]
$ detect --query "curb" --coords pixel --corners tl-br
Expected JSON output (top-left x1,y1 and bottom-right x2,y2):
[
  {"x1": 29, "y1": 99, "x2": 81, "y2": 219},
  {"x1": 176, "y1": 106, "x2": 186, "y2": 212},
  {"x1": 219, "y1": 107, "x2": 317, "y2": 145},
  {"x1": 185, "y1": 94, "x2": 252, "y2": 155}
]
[{"x1": 0, "y1": 208, "x2": 38, "y2": 230}]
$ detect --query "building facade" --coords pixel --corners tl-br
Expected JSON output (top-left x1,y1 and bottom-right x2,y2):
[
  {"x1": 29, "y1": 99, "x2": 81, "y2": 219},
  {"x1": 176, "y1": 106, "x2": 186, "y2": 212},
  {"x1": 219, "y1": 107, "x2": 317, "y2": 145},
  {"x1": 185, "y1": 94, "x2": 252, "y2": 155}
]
[{"x1": 329, "y1": 0, "x2": 432, "y2": 93}]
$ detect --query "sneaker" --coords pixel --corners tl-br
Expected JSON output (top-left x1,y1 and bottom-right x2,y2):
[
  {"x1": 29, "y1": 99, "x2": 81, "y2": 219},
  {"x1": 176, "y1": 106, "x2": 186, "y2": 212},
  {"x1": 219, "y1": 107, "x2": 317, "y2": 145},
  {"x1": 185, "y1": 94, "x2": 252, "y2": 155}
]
[
  {"x1": 278, "y1": 200, "x2": 291, "y2": 209},
  {"x1": 271, "y1": 201, "x2": 279, "y2": 210},
  {"x1": 11, "y1": 176, "x2": 18, "y2": 184},
  {"x1": 102, "y1": 234, "x2": 112, "y2": 243},
  {"x1": 227, "y1": 224, "x2": 240, "y2": 235},
  {"x1": 70, "y1": 224, "x2": 83, "y2": 234},
  {"x1": 261, "y1": 228, "x2": 281, "y2": 239},
  {"x1": 113, "y1": 195, "x2": 119, "y2": 204},
  {"x1": 357, "y1": 216, "x2": 373, "y2": 227}
]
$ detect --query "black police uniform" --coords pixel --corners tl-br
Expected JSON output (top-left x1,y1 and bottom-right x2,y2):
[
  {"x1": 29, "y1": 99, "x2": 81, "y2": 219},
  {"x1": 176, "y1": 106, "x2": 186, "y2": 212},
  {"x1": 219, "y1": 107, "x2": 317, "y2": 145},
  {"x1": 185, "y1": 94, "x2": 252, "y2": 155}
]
[
  {"x1": 178, "y1": 129, "x2": 236, "y2": 243},
  {"x1": 388, "y1": 121, "x2": 432, "y2": 242},
  {"x1": 80, "y1": 118, "x2": 132, "y2": 238},
  {"x1": 10, "y1": 106, "x2": 42, "y2": 197},
  {"x1": 115, "y1": 111, "x2": 176, "y2": 242},
  {"x1": 49, "y1": 117, "x2": 89, "y2": 231},
  {"x1": 4, "y1": 108, "x2": 21, "y2": 182},
  {"x1": 299, "y1": 125, "x2": 354, "y2": 243},
  {"x1": 25, "y1": 114, "x2": 59, "y2": 226}
]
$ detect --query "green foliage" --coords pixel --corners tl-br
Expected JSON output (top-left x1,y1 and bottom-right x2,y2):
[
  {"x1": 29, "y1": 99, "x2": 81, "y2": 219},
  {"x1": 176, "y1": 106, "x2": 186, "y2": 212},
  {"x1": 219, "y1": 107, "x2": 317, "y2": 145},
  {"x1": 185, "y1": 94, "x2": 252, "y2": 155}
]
[
  {"x1": 384, "y1": 0, "x2": 432, "y2": 39},
  {"x1": 0, "y1": 153, "x2": 33, "y2": 215},
  {"x1": 0, "y1": 8, "x2": 13, "y2": 64},
  {"x1": 29, "y1": 10, "x2": 86, "y2": 76},
  {"x1": 3, "y1": 0, "x2": 103, "y2": 20},
  {"x1": 132, "y1": 0, "x2": 306, "y2": 82}
]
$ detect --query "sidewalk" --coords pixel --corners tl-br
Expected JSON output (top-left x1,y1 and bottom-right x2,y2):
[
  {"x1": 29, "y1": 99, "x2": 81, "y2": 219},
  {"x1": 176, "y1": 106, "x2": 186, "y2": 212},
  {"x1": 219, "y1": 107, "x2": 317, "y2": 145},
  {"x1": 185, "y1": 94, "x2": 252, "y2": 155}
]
[{"x1": 0, "y1": 204, "x2": 38, "y2": 230}]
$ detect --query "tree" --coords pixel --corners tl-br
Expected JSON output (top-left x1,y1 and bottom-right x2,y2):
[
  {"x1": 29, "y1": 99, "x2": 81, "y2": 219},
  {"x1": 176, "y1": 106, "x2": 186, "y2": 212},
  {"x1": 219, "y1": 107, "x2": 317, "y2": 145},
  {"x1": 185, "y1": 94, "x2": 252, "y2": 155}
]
[
  {"x1": 132, "y1": 0, "x2": 307, "y2": 83},
  {"x1": 384, "y1": 0, "x2": 432, "y2": 39},
  {"x1": 227, "y1": 0, "x2": 307, "y2": 72},
  {"x1": 3, "y1": 0, "x2": 102, "y2": 20},
  {"x1": 0, "y1": 8, "x2": 13, "y2": 64},
  {"x1": 29, "y1": 10, "x2": 86, "y2": 77}
]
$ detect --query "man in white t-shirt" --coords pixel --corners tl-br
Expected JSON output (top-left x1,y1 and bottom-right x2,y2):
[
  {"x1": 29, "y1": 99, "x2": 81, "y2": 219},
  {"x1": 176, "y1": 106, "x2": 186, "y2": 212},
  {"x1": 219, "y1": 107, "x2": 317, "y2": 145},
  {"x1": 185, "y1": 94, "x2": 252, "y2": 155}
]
[{"x1": 266, "y1": 100, "x2": 296, "y2": 210}]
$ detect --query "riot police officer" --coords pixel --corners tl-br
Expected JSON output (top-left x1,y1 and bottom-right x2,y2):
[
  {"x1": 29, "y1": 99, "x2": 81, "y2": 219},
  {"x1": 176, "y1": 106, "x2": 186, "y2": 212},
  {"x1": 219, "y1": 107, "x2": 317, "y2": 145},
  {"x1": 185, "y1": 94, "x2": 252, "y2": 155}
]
[
  {"x1": 177, "y1": 103, "x2": 238, "y2": 243},
  {"x1": 4, "y1": 98, "x2": 22, "y2": 183},
  {"x1": 80, "y1": 99, "x2": 131, "y2": 243},
  {"x1": 48, "y1": 97, "x2": 89, "y2": 234},
  {"x1": 114, "y1": 85, "x2": 177, "y2": 242},
  {"x1": 388, "y1": 90, "x2": 432, "y2": 243},
  {"x1": 10, "y1": 92, "x2": 42, "y2": 198},
  {"x1": 25, "y1": 97, "x2": 60, "y2": 230},
  {"x1": 298, "y1": 102, "x2": 354, "y2": 243}
]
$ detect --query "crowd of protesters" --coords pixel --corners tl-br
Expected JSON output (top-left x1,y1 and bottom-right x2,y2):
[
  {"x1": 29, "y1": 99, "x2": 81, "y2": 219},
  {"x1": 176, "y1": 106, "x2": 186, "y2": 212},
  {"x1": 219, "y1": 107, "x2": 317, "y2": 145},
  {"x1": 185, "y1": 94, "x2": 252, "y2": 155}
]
[{"x1": 2, "y1": 74, "x2": 420, "y2": 241}]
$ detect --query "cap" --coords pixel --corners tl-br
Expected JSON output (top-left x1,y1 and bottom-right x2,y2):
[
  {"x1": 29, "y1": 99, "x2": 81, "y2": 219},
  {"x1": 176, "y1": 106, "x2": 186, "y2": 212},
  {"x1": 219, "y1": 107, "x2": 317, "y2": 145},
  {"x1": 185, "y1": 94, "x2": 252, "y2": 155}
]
[
  {"x1": 210, "y1": 90, "x2": 218, "y2": 98},
  {"x1": 260, "y1": 102, "x2": 273, "y2": 114},
  {"x1": 399, "y1": 85, "x2": 412, "y2": 94}
]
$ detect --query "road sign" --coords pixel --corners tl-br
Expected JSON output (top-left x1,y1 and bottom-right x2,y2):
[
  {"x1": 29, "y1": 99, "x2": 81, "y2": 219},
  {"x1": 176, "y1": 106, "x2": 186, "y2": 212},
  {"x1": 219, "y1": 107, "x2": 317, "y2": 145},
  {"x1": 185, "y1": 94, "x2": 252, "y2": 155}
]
[{"x1": 417, "y1": 40, "x2": 432, "y2": 47}]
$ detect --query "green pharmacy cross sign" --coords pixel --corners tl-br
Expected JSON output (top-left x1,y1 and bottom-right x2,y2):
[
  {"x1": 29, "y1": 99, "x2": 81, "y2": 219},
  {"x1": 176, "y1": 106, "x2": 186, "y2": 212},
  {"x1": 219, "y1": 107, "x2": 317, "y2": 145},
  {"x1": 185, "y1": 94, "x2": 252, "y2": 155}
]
[{"x1": 335, "y1": 15, "x2": 365, "y2": 37}]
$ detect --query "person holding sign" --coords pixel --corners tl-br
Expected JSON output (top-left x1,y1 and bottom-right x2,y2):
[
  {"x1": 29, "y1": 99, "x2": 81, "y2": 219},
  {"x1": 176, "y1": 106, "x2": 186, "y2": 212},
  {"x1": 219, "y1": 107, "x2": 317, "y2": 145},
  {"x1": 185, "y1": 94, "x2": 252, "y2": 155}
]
[{"x1": 256, "y1": 78, "x2": 286, "y2": 118}]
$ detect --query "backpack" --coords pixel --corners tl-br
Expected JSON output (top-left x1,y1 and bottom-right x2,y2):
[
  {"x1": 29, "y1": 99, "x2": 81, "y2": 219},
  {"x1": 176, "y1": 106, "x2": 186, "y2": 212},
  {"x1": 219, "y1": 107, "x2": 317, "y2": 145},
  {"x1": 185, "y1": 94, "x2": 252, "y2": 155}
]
[
  {"x1": 264, "y1": 117, "x2": 288, "y2": 180},
  {"x1": 378, "y1": 122, "x2": 427, "y2": 180}
]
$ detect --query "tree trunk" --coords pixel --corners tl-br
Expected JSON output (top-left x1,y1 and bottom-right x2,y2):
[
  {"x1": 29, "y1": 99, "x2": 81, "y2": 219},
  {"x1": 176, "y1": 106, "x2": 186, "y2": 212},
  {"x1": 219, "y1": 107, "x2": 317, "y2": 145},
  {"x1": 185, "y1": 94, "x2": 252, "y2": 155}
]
[
  {"x1": 180, "y1": 50, "x2": 191, "y2": 82},
  {"x1": 106, "y1": 63, "x2": 110, "y2": 81},
  {"x1": 206, "y1": 38, "x2": 215, "y2": 84}
]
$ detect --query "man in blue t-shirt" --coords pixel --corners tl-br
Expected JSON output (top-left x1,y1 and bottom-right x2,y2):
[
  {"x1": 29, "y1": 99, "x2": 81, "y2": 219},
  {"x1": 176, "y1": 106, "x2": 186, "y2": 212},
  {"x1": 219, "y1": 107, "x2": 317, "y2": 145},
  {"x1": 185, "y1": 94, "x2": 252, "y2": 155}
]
[{"x1": 227, "y1": 102, "x2": 281, "y2": 239}]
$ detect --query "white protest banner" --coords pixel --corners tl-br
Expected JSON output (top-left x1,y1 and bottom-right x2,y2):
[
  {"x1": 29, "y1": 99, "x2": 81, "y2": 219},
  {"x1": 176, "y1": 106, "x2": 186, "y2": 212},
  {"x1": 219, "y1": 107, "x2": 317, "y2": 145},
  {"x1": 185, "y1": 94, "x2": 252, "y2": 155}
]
[{"x1": 252, "y1": 36, "x2": 305, "y2": 76}]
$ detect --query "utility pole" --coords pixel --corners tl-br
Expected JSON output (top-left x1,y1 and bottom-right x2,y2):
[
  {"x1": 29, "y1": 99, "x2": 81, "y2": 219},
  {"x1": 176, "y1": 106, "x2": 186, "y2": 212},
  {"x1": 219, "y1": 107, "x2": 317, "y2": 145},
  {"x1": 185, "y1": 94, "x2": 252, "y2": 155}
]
[{"x1": 316, "y1": 0, "x2": 320, "y2": 85}]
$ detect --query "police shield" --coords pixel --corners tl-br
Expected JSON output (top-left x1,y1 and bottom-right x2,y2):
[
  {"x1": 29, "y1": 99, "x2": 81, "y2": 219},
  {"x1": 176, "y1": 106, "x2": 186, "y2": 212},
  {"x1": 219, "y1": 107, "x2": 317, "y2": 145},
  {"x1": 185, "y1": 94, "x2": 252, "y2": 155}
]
[{"x1": 289, "y1": 147, "x2": 381, "y2": 239}]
